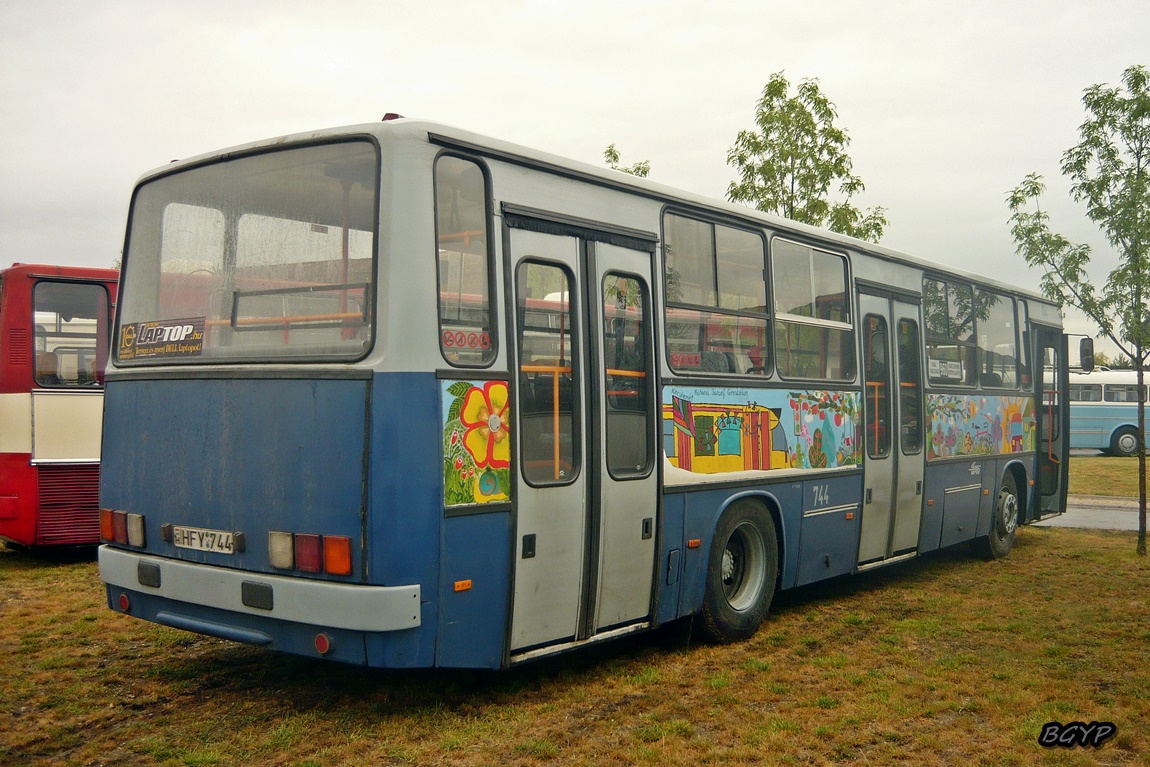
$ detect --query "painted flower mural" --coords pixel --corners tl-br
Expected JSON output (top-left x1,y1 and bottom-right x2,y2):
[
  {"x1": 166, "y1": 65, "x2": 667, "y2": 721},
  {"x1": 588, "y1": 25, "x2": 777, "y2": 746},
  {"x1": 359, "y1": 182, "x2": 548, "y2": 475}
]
[
  {"x1": 788, "y1": 390, "x2": 862, "y2": 469},
  {"x1": 662, "y1": 385, "x2": 859, "y2": 475},
  {"x1": 460, "y1": 381, "x2": 511, "y2": 469},
  {"x1": 442, "y1": 380, "x2": 512, "y2": 506},
  {"x1": 925, "y1": 394, "x2": 1035, "y2": 460}
]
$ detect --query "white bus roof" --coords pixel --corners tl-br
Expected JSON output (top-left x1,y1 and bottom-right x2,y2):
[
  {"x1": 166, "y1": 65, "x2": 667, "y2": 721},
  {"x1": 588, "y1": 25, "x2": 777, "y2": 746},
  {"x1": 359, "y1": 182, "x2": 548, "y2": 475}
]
[{"x1": 137, "y1": 117, "x2": 1057, "y2": 311}]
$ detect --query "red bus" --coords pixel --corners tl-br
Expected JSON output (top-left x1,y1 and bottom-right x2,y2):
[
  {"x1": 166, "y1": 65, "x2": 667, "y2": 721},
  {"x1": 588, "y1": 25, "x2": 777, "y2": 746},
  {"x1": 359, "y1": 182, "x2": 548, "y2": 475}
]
[{"x1": 0, "y1": 263, "x2": 118, "y2": 548}]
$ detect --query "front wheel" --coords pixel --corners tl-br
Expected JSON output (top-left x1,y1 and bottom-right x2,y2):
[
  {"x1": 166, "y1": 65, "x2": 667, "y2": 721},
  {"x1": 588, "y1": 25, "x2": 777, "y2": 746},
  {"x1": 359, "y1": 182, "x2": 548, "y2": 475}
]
[
  {"x1": 1111, "y1": 427, "x2": 1139, "y2": 457},
  {"x1": 975, "y1": 472, "x2": 1019, "y2": 560},
  {"x1": 699, "y1": 501, "x2": 778, "y2": 643}
]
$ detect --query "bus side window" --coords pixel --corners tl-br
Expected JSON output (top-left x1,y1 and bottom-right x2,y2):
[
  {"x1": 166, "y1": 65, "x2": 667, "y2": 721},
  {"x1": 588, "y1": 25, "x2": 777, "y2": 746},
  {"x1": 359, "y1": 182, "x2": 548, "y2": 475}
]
[{"x1": 436, "y1": 155, "x2": 495, "y2": 367}]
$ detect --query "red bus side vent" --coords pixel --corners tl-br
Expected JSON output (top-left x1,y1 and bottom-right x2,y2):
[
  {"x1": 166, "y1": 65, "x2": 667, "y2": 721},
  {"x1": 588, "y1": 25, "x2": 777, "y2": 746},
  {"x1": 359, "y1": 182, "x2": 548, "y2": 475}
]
[
  {"x1": 8, "y1": 329, "x2": 29, "y2": 366},
  {"x1": 36, "y1": 464, "x2": 101, "y2": 545}
]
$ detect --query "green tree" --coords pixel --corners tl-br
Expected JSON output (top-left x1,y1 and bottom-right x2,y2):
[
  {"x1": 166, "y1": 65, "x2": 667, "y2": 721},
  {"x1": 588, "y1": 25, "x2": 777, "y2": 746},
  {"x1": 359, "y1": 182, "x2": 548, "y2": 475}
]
[
  {"x1": 726, "y1": 71, "x2": 887, "y2": 243},
  {"x1": 603, "y1": 144, "x2": 650, "y2": 177},
  {"x1": 1007, "y1": 64, "x2": 1150, "y2": 555}
]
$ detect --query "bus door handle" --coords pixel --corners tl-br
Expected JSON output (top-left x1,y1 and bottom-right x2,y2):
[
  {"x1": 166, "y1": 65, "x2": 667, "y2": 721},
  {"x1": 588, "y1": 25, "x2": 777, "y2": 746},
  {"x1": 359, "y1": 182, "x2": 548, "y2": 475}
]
[{"x1": 522, "y1": 534, "x2": 536, "y2": 559}]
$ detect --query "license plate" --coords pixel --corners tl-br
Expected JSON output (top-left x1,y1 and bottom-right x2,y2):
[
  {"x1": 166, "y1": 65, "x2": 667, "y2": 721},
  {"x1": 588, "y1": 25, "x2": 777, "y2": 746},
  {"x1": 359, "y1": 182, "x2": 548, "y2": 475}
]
[{"x1": 173, "y1": 525, "x2": 235, "y2": 554}]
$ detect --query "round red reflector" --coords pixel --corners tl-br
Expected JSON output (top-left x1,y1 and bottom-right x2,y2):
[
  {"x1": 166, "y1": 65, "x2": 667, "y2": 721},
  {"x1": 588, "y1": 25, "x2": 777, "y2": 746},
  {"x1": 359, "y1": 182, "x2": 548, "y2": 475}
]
[
  {"x1": 314, "y1": 633, "x2": 333, "y2": 655},
  {"x1": 118, "y1": 593, "x2": 131, "y2": 612}
]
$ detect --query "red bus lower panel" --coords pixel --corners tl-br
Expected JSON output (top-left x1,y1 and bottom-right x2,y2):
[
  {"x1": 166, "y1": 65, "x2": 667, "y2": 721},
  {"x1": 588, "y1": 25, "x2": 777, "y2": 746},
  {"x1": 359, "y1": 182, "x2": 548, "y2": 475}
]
[{"x1": 36, "y1": 464, "x2": 101, "y2": 545}]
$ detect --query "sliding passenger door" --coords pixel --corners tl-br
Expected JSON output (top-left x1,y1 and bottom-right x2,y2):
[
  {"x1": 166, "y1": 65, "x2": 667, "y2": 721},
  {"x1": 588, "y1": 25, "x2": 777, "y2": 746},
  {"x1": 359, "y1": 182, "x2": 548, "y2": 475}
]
[
  {"x1": 586, "y1": 242, "x2": 658, "y2": 634},
  {"x1": 1035, "y1": 326, "x2": 1068, "y2": 517},
  {"x1": 507, "y1": 225, "x2": 658, "y2": 655},
  {"x1": 857, "y1": 290, "x2": 925, "y2": 565}
]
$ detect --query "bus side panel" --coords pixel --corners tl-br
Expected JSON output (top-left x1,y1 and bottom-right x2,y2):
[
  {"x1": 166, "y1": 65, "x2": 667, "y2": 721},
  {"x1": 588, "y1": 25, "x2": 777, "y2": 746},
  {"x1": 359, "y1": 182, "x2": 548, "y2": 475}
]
[
  {"x1": 795, "y1": 473, "x2": 863, "y2": 586},
  {"x1": 920, "y1": 460, "x2": 986, "y2": 551},
  {"x1": 437, "y1": 512, "x2": 511, "y2": 669},
  {"x1": 919, "y1": 466, "x2": 944, "y2": 553},
  {"x1": 655, "y1": 492, "x2": 686, "y2": 626},
  {"x1": 1068, "y1": 404, "x2": 1106, "y2": 449},
  {"x1": 0, "y1": 390, "x2": 35, "y2": 545},
  {"x1": 0, "y1": 453, "x2": 37, "y2": 546},
  {"x1": 366, "y1": 372, "x2": 443, "y2": 668},
  {"x1": 673, "y1": 482, "x2": 803, "y2": 620}
]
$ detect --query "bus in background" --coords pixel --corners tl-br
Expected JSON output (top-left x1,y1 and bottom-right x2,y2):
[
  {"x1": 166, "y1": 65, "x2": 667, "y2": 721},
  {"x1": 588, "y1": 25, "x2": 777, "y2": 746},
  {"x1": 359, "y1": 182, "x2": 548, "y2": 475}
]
[
  {"x1": 1069, "y1": 369, "x2": 1148, "y2": 456},
  {"x1": 0, "y1": 263, "x2": 118, "y2": 548},
  {"x1": 99, "y1": 119, "x2": 1074, "y2": 669}
]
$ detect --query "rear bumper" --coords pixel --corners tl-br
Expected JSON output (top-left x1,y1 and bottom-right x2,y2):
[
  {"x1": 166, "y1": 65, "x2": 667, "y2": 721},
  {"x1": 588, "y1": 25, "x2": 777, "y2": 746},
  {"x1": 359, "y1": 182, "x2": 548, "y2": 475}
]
[{"x1": 99, "y1": 546, "x2": 421, "y2": 632}]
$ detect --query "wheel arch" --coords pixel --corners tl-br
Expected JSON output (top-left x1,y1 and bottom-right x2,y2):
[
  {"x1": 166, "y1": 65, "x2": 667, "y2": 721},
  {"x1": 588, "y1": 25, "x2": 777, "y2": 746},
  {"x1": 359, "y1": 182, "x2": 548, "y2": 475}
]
[
  {"x1": 711, "y1": 489, "x2": 786, "y2": 592},
  {"x1": 1001, "y1": 459, "x2": 1029, "y2": 523},
  {"x1": 1107, "y1": 423, "x2": 1140, "y2": 456}
]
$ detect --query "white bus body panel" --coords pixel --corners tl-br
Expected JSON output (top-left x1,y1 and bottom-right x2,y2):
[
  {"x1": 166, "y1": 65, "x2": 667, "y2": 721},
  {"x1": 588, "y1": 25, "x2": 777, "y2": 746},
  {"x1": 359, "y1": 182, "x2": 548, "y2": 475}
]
[
  {"x1": 31, "y1": 390, "x2": 103, "y2": 463},
  {"x1": 0, "y1": 393, "x2": 32, "y2": 454}
]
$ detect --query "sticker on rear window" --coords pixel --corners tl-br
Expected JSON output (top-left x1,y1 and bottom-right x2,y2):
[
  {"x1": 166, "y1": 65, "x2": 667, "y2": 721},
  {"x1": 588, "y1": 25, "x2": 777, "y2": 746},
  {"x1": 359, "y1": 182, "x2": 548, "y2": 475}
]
[{"x1": 119, "y1": 317, "x2": 206, "y2": 360}]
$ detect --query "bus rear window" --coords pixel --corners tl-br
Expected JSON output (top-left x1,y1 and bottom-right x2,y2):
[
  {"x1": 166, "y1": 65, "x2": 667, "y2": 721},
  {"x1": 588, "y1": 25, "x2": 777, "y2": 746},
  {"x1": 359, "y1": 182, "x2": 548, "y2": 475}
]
[
  {"x1": 33, "y1": 280, "x2": 112, "y2": 387},
  {"x1": 117, "y1": 140, "x2": 378, "y2": 364}
]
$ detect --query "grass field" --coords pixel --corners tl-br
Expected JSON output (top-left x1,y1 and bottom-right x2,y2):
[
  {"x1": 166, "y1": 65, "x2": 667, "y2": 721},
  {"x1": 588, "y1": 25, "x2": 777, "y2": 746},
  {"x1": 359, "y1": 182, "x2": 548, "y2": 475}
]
[
  {"x1": 1068, "y1": 453, "x2": 1143, "y2": 498},
  {"x1": 3, "y1": 526, "x2": 1149, "y2": 766}
]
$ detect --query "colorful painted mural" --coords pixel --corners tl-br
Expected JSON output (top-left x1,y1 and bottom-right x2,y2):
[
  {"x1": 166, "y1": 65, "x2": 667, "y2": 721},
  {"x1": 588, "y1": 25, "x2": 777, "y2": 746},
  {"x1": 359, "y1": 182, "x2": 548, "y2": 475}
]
[
  {"x1": 926, "y1": 394, "x2": 1036, "y2": 460},
  {"x1": 663, "y1": 386, "x2": 862, "y2": 475},
  {"x1": 442, "y1": 380, "x2": 512, "y2": 506}
]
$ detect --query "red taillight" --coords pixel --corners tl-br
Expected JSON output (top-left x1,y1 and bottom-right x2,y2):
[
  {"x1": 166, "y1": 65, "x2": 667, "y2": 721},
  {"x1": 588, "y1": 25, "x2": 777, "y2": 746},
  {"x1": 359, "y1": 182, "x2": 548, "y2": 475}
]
[
  {"x1": 118, "y1": 593, "x2": 131, "y2": 612},
  {"x1": 112, "y1": 511, "x2": 128, "y2": 545},
  {"x1": 314, "y1": 633, "x2": 333, "y2": 654},
  {"x1": 294, "y1": 534, "x2": 322, "y2": 573}
]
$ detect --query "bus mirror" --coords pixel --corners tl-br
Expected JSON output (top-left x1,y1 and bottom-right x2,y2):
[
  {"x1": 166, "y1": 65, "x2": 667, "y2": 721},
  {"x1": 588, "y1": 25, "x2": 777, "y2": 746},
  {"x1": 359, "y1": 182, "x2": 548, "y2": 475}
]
[{"x1": 1079, "y1": 338, "x2": 1094, "y2": 373}]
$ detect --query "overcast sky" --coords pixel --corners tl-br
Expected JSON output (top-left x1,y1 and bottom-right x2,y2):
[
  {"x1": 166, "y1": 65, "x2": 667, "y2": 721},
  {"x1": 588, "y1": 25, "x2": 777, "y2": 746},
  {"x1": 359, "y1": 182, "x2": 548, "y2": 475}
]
[{"x1": 2, "y1": 0, "x2": 1146, "y2": 350}]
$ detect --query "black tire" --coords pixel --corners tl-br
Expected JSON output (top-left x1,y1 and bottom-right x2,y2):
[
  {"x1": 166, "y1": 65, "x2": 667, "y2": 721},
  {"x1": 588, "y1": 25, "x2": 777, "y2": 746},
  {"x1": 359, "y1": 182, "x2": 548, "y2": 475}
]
[
  {"x1": 1111, "y1": 427, "x2": 1139, "y2": 457},
  {"x1": 975, "y1": 472, "x2": 1019, "y2": 560},
  {"x1": 699, "y1": 500, "x2": 778, "y2": 643}
]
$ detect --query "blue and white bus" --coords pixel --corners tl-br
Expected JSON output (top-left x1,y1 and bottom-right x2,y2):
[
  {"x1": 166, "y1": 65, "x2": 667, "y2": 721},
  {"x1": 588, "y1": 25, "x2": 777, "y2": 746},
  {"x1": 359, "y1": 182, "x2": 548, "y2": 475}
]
[
  {"x1": 1069, "y1": 369, "x2": 1147, "y2": 456},
  {"x1": 98, "y1": 118, "x2": 1076, "y2": 668}
]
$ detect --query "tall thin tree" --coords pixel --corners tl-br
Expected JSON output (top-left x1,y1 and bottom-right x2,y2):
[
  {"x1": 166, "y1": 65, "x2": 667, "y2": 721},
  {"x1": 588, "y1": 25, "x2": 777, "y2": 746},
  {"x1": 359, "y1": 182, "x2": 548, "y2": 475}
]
[{"x1": 1007, "y1": 64, "x2": 1150, "y2": 555}]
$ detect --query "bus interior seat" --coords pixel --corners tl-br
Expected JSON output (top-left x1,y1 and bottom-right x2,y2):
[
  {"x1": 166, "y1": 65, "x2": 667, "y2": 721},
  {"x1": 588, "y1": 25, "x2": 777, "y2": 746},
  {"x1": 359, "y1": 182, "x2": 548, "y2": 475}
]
[
  {"x1": 36, "y1": 352, "x2": 63, "y2": 385},
  {"x1": 700, "y1": 351, "x2": 732, "y2": 374}
]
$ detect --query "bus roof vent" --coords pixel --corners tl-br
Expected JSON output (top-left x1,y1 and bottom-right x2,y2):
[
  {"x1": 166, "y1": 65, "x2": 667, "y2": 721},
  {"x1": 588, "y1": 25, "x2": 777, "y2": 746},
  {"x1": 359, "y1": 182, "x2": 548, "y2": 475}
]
[{"x1": 381, "y1": 113, "x2": 404, "y2": 121}]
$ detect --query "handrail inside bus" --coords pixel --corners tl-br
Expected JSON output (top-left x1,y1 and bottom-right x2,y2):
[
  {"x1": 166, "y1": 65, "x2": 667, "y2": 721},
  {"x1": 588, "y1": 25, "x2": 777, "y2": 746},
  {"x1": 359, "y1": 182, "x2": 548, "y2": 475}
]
[
  {"x1": 521, "y1": 363, "x2": 573, "y2": 480},
  {"x1": 207, "y1": 311, "x2": 368, "y2": 328},
  {"x1": 439, "y1": 229, "x2": 486, "y2": 248}
]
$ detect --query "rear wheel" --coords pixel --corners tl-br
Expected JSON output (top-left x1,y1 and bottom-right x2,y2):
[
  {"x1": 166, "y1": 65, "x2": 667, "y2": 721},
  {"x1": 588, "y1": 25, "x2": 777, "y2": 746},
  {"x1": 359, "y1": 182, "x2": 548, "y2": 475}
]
[
  {"x1": 975, "y1": 472, "x2": 1019, "y2": 560},
  {"x1": 700, "y1": 501, "x2": 778, "y2": 643},
  {"x1": 1111, "y1": 427, "x2": 1139, "y2": 457}
]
